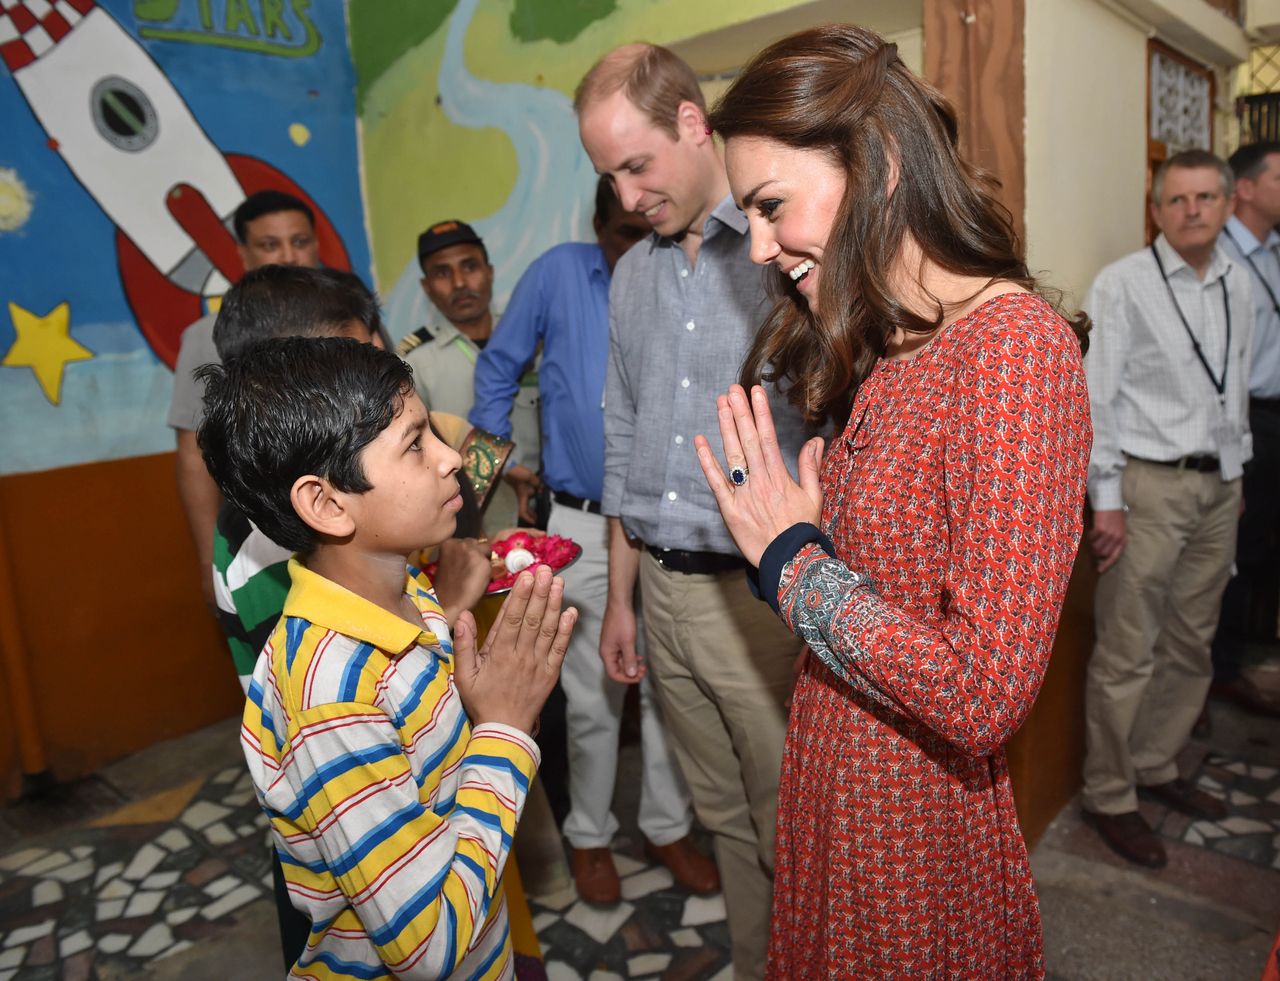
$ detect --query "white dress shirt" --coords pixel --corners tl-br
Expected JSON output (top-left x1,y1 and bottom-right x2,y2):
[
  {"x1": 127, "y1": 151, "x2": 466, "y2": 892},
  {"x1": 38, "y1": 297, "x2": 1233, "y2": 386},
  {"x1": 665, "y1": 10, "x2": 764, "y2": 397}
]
[
  {"x1": 1084, "y1": 234, "x2": 1254, "y2": 510},
  {"x1": 1219, "y1": 214, "x2": 1280, "y2": 399}
]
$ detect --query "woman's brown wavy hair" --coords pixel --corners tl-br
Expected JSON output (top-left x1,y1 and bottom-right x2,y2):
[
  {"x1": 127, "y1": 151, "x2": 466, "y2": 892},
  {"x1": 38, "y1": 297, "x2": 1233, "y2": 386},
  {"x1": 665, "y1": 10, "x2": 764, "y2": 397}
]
[{"x1": 708, "y1": 25, "x2": 1089, "y2": 427}]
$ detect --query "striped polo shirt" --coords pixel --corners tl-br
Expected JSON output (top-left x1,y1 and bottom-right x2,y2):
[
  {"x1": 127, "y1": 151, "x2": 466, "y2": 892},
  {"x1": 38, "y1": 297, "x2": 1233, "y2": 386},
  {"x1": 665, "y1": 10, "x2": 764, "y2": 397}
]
[{"x1": 242, "y1": 558, "x2": 539, "y2": 980}]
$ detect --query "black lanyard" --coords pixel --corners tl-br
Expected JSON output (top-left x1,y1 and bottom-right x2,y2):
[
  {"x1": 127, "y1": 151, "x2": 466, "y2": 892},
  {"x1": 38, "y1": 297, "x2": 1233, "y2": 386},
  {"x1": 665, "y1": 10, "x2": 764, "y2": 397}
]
[
  {"x1": 1149, "y1": 245, "x2": 1230, "y2": 397},
  {"x1": 1224, "y1": 226, "x2": 1280, "y2": 316}
]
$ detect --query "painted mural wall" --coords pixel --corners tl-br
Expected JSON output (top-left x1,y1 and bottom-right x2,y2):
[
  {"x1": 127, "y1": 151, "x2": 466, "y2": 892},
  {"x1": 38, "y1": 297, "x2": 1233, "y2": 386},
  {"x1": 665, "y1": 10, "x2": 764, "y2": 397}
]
[
  {"x1": 348, "y1": 0, "x2": 808, "y2": 345},
  {"x1": 0, "y1": 0, "x2": 371, "y2": 477}
]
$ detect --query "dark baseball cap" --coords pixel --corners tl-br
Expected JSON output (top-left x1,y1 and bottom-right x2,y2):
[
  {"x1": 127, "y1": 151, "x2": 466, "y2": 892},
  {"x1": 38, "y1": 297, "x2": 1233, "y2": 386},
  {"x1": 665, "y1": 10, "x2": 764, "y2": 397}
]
[{"x1": 417, "y1": 220, "x2": 486, "y2": 263}]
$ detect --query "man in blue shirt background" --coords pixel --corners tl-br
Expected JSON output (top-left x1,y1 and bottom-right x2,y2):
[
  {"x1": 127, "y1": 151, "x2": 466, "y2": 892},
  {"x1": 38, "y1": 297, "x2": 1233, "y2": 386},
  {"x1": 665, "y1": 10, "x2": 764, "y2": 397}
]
[{"x1": 471, "y1": 179, "x2": 719, "y2": 904}]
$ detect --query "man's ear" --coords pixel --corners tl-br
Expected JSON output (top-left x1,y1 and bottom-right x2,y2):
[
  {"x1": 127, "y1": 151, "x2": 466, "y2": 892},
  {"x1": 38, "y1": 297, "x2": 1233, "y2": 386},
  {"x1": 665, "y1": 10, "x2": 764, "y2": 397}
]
[
  {"x1": 291, "y1": 474, "x2": 355, "y2": 540},
  {"x1": 237, "y1": 243, "x2": 252, "y2": 268},
  {"x1": 676, "y1": 99, "x2": 709, "y2": 146}
]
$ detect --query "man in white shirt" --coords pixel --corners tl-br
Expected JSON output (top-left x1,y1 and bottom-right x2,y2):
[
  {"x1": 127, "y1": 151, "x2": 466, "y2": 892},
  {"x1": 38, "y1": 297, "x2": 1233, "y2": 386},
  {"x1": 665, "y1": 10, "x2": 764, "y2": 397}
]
[
  {"x1": 1082, "y1": 149, "x2": 1254, "y2": 868},
  {"x1": 1211, "y1": 143, "x2": 1280, "y2": 719}
]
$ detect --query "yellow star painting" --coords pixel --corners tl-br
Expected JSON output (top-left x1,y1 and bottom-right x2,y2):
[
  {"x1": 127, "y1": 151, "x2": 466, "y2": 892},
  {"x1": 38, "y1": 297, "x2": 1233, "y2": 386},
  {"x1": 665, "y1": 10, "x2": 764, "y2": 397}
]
[{"x1": 3, "y1": 301, "x2": 94, "y2": 405}]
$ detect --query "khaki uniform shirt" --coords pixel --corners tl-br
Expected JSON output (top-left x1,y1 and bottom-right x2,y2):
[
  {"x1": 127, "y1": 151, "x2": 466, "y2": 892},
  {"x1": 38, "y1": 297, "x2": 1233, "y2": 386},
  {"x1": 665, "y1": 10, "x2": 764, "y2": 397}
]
[{"x1": 398, "y1": 317, "x2": 540, "y2": 533}]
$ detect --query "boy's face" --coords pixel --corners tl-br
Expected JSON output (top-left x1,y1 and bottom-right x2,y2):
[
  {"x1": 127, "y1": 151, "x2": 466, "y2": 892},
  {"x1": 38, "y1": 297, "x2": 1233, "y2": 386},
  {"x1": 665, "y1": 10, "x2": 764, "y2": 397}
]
[{"x1": 345, "y1": 390, "x2": 464, "y2": 554}]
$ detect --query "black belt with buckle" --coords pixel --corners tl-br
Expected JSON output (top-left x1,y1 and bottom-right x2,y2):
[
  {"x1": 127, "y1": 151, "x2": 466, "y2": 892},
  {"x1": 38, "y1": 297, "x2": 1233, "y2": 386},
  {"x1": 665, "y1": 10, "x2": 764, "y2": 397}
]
[
  {"x1": 551, "y1": 490, "x2": 601, "y2": 515},
  {"x1": 645, "y1": 545, "x2": 745, "y2": 575},
  {"x1": 1128, "y1": 453, "x2": 1220, "y2": 473}
]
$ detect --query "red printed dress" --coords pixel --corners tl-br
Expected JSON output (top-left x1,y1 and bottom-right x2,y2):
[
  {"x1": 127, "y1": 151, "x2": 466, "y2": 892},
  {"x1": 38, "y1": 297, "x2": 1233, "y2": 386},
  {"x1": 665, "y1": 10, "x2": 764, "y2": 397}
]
[{"x1": 766, "y1": 293, "x2": 1091, "y2": 979}]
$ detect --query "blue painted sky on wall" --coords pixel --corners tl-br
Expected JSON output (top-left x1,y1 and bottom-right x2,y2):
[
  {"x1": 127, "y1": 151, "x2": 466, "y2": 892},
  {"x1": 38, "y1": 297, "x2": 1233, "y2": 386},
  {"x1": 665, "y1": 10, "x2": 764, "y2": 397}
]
[{"x1": 0, "y1": 0, "x2": 371, "y2": 475}]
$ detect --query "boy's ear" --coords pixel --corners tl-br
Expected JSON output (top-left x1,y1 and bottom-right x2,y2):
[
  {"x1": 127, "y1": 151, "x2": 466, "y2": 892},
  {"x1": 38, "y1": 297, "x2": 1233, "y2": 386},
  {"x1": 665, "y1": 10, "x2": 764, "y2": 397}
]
[{"x1": 290, "y1": 474, "x2": 355, "y2": 540}]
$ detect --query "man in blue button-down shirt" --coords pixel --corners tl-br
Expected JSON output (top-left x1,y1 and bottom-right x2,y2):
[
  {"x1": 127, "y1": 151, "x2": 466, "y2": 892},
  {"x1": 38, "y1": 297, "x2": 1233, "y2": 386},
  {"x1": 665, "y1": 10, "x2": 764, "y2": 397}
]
[
  {"x1": 470, "y1": 181, "x2": 721, "y2": 904},
  {"x1": 575, "y1": 43, "x2": 815, "y2": 981},
  {"x1": 1213, "y1": 143, "x2": 1280, "y2": 718}
]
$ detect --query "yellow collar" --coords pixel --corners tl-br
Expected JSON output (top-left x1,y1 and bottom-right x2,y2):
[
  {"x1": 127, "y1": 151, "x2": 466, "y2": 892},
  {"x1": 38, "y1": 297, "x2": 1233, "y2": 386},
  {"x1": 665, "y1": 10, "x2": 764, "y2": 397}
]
[{"x1": 282, "y1": 558, "x2": 440, "y2": 654}]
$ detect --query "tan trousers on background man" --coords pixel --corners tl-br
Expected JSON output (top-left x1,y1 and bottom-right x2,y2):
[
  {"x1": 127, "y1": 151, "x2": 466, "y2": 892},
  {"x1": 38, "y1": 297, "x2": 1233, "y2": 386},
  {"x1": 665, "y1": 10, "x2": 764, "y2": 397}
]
[
  {"x1": 637, "y1": 553, "x2": 799, "y2": 981},
  {"x1": 1082, "y1": 459, "x2": 1242, "y2": 815}
]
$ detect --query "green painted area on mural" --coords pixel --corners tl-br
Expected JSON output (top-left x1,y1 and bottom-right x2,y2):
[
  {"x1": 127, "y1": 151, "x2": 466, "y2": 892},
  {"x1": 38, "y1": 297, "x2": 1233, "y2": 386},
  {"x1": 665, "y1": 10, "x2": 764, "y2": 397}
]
[
  {"x1": 508, "y1": 0, "x2": 615, "y2": 44},
  {"x1": 360, "y1": 21, "x2": 517, "y2": 290},
  {"x1": 354, "y1": 0, "x2": 810, "y2": 290},
  {"x1": 348, "y1": 0, "x2": 460, "y2": 111},
  {"x1": 467, "y1": 0, "x2": 808, "y2": 98}
]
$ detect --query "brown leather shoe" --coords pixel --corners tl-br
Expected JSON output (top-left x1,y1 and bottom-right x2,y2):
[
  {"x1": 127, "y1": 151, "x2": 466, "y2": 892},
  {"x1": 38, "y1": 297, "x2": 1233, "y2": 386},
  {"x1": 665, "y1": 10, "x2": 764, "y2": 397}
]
[
  {"x1": 1082, "y1": 809, "x2": 1167, "y2": 868},
  {"x1": 570, "y1": 847, "x2": 620, "y2": 905},
  {"x1": 644, "y1": 836, "x2": 721, "y2": 895},
  {"x1": 1140, "y1": 778, "x2": 1228, "y2": 821}
]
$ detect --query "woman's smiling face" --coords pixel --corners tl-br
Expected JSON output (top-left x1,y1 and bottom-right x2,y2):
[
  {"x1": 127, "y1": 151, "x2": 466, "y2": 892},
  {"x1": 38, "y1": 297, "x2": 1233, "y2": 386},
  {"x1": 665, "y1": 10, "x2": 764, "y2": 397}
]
[{"x1": 725, "y1": 135, "x2": 848, "y2": 314}]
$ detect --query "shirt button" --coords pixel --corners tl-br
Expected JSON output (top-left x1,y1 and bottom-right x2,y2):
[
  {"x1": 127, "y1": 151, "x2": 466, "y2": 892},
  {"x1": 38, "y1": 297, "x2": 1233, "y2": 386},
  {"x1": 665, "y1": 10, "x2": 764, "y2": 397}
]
[
  {"x1": 686, "y1": 320, "x2": 696, "y2": 331},
  {"x1": 674, "y1": 435, "x2": 684, "y2": 445},
  {"x1": 667, "y1": 491, "x2": 678, "y2": 501},
  {"x1": 681, "y1": 378, "x2": 690, "y2": 389},
  {"x1": 680, "y1": 269, "x2": 689, "y2": 278}
]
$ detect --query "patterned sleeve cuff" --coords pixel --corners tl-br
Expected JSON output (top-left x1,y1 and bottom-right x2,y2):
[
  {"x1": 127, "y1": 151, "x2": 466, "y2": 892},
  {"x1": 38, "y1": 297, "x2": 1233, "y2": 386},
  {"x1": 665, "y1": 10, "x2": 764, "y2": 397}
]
[{"x1": 753, "y1": 522, "x2": 837, "y2": 615}]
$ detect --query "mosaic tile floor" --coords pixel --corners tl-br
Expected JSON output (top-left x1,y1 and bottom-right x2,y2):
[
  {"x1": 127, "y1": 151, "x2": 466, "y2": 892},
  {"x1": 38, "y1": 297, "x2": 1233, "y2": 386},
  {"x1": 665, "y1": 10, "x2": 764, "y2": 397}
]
[
  {"x1": 1156, "y1": 752, "x2": 1280, "y2": 870},
  {"x1": 0, "y1": 765, "x2": 272, "y2": 980},
  {"x1": 0, "y1": 760, "x2": 731, "y2": 980},
  {"x1": 525, "y1": 847, "x2": 732, "y2": 981}
]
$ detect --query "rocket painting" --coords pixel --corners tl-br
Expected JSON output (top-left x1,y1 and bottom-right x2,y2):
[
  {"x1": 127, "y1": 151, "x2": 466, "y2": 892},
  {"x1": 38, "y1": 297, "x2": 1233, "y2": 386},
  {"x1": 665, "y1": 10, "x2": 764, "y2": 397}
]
[{"x1": 0, "y1": 0, "x2": 352, "y2": 368}]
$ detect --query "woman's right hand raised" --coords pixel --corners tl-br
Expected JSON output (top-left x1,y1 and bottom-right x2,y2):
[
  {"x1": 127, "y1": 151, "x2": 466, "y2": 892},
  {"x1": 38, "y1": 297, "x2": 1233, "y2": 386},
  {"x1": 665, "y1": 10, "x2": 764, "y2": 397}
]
[{"x1": 452, "y1": 564, "x2": 577, "y2": 735}]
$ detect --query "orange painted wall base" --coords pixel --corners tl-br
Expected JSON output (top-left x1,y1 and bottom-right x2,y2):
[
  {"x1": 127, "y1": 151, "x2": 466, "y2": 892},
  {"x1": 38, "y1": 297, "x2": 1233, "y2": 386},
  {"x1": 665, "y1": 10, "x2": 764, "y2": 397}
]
[{"x1": 0, "y1": 453, "x2": 243, "y2": 800}]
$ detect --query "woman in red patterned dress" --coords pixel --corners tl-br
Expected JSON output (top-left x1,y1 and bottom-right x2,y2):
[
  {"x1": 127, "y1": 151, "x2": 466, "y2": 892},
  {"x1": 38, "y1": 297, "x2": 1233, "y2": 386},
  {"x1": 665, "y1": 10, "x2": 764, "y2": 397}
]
[{"x1": 693, "y1": 25, "x2": 1092, "y2": 979}]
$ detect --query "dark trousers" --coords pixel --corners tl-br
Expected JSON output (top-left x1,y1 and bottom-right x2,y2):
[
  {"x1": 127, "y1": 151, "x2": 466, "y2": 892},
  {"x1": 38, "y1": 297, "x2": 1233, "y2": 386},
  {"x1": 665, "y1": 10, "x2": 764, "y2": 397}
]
[
  {"x1": 1212, "y1": 401, "x2": 1280, "y2": 681},
  {"x1": 271, "y1": 846, "x2": 311, "y2": 971}
]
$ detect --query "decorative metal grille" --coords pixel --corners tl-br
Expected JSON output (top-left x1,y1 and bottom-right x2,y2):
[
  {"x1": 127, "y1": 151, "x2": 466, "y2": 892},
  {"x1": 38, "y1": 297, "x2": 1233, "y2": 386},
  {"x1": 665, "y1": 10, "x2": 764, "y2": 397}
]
[{"x1": 1150, "y1": 50, "x2": 1212, "y2": 150}]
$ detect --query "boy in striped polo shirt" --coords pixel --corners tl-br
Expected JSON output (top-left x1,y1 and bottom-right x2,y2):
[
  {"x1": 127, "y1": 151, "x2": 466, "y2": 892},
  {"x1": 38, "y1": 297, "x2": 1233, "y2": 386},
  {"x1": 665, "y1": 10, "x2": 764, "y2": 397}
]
[
  {"x1": 198, "y1": 335, "x2": 575, "y2": 980},
  {"x1": 206, "y1": 265, "x2": 488, "y2": 695}
]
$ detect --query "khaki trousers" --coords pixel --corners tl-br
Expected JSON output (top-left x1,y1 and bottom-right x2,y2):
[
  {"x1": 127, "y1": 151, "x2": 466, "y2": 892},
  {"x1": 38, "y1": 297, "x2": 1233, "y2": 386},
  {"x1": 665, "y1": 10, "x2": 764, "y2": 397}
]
[
  {"x1": 638, "y1": 552, "x2": 799, "y2": 981},
  {"x1": 1082, "y1": 460, "x2": 1240, "y2": 814}
]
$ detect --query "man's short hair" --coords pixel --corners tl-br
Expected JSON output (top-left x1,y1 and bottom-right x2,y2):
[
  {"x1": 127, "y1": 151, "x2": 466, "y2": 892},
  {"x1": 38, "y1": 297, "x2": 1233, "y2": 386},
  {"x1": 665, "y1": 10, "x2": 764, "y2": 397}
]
[
  {"x1": 233, "y1": 190, "x2": 315, "y2": 243},
  {"x1": 1152, "y1": 149, "x2": 1234, "y2": 204},
  {"x1": 197, "y1": 336, "x2": 413, "y2": 553},
  {"x1": 574, "y1": 43, "x2": 705, "y2": 139},
  {"x1": 212, "y1": 266, "x2": 382, "y2": 361},
  {"x1": 1228, "y1": 141, "x2": 1280, "y2": 181}
]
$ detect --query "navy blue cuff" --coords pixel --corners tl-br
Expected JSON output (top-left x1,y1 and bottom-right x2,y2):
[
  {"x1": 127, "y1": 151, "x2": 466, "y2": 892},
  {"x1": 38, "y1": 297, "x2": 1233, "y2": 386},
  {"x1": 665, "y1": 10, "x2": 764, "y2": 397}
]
[{"x1": 749, "y1": 522, "x2": 836, "y2": 614}]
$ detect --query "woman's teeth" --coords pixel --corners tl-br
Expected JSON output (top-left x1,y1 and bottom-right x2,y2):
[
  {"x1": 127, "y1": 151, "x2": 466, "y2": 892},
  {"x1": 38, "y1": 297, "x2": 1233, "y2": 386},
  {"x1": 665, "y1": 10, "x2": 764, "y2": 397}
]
[{"x1": 789, "y1": 259, "x2": 816, "y2": 282}]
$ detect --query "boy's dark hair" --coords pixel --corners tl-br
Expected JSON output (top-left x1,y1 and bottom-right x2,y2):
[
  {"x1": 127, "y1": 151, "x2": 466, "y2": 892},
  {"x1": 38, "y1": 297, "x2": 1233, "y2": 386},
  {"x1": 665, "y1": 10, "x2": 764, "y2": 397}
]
[
  {"x1": 212, "y1": 266, "x2": 383, "y2": 361},
  {"x1": 197, "y1": 336, "x2": 414, "y2": 552},
  {"x1": 233, "y1": 190, "x2": 315, "y2": 243},
  {"x1": 1228, "y1": 141, "x2": 1280, "y2": 181}
]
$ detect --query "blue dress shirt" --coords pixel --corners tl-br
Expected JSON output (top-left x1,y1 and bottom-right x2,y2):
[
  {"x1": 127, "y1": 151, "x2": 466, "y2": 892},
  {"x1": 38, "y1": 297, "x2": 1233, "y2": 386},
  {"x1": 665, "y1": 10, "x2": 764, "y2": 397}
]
[
  {"x1": 1220, "y1": 214, "x2": 1280, "y2": 399},
  {"x1": 470, "y1": 242, "x2": 609, "y2": 501}
]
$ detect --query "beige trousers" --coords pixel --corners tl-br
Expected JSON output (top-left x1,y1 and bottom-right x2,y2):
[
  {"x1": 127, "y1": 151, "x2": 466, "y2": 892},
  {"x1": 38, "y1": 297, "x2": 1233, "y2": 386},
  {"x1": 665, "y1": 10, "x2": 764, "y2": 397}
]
[
  {"x1": 637, "y1": 552, "x2": 799, "y2": 981},
  {"x1": 1082, "y1": 460, "x2": 1241, "y2": 814}
]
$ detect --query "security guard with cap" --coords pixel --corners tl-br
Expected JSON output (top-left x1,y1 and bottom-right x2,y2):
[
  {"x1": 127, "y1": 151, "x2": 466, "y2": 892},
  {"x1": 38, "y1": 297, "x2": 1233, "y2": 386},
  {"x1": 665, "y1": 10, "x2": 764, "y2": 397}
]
[{"x1": 399, "y1": 220, "x2": 540, "y2": 531}]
